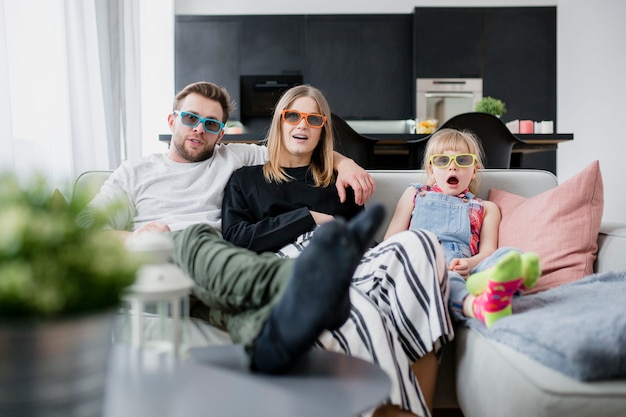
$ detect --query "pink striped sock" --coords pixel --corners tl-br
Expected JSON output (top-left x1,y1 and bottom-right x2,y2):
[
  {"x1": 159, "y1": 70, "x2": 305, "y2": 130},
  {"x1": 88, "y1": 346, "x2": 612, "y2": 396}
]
[{"x1": 472, "y1": 278, "x2": 522, "y2": 325}]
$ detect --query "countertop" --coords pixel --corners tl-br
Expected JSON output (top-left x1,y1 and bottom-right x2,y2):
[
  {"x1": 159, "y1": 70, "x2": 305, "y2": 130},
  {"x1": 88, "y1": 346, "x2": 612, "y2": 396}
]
[{"x1": 158, "y1": 132, "x2": 574, "y2": 147}]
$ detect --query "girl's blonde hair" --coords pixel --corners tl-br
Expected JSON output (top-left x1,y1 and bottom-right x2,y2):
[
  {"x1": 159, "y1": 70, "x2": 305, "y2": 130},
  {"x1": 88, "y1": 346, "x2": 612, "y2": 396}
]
[
  {"x1": 422, "y1": 128, "x2": 485, "y2": 194},
  {"x1": 263, "y1": 84, "x2": 334, "y2": 187}
]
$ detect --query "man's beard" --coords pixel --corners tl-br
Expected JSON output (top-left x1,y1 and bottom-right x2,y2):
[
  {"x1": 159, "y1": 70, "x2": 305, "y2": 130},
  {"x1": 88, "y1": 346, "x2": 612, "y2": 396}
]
[{"x1": 173, "y1": 139, "x2": 214, "y2": 162}]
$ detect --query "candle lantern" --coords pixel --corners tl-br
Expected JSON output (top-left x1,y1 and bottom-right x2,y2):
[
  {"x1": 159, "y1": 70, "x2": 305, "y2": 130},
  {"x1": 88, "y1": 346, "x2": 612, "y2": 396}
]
[{"x1": 121, "y1": 233, "x2": 193, "y2": 357}]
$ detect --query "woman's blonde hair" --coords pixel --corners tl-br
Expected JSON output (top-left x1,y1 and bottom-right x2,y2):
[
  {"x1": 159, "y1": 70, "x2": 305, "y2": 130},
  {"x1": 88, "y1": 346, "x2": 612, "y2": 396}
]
[
  {"x1": 263, "y1": 84, "x2": 334, "y2": 187},
  {"x1": 422, "y1": 128, "x2": 485, "y2": 194}
]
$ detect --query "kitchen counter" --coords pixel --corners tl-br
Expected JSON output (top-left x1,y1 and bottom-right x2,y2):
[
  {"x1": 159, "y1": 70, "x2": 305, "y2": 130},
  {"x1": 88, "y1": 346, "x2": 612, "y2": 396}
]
[
  {"x1": 157, "y1": 132, "x2": 573, "y2": 172},
  {"x1": 369, "y1": 133, "x2": 573, "y2": 155},
  {"x1": 159, "y1": 132, "x2": 573, "y2": 150}
]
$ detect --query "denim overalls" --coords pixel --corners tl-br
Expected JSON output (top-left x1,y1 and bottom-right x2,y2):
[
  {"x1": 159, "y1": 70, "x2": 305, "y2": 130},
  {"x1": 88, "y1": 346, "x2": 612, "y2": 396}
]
[{"x1": 409, "y1": 184, "x2": 519, "y2": 320}]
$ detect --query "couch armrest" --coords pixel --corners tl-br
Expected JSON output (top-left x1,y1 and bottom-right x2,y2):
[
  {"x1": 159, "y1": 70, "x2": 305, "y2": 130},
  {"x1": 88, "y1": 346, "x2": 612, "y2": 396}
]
[{"x1": 595, "y1": 222, "x2": 626, "y2": 273}]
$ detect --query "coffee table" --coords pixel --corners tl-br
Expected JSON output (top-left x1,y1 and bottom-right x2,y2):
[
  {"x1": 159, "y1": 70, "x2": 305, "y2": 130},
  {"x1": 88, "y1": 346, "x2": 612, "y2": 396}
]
[{"x1": 104, "y1": 344, "x2": 391, "y2": 416}]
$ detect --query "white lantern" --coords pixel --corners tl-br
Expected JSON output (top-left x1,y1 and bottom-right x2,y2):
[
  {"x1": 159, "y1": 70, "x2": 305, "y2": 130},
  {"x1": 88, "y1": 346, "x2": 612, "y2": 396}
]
[{"x1": 121, "y1": 233, "x2": 193, "y2": 357}]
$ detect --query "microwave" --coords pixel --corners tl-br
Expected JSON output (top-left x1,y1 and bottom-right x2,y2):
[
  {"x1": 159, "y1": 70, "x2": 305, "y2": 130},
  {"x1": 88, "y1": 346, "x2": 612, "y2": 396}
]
[{"x1": 416, "y1": 78, "x2": 483, "y2": 124}]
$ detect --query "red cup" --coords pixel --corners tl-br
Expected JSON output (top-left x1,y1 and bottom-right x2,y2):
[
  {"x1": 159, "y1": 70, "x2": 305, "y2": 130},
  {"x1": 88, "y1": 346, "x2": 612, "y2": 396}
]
[{"x1": 519, "y1": 120, "x2": 534, "y2": 134}]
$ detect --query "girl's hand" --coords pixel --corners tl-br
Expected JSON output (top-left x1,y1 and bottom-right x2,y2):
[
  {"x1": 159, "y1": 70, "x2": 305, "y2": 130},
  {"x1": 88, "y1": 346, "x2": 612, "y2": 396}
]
[
  {"x1": 449, "y1": 258, "x2": 471, "y2": 278},
  {"x1": 133, "y1": 221, "x2": 171, "y2": 235}
]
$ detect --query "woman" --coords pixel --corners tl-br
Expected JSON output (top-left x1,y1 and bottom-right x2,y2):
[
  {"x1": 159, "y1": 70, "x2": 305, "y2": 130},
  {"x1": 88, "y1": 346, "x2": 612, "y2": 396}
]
[{"x1": 222, "y1": 85, "x2": 453, "y2": 417}]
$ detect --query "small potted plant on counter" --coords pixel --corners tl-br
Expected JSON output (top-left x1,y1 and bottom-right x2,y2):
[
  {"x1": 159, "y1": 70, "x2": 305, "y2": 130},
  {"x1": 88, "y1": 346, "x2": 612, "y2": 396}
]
[
  {"x1": 475, "y1": 96, "x2": 507, "y2": 117},
  {"x1": 0, "y1": 172, "x2": 142, "y2": 416}
]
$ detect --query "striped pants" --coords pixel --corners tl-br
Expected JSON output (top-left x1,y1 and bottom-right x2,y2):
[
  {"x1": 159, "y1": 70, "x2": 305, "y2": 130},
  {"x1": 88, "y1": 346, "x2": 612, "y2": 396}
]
[
  {"x1": 174, "y1": 225, "x2": 453, "y2": 416},
  {"x1": 281, "y1": 229, "x2": 454, "y2": 416}
]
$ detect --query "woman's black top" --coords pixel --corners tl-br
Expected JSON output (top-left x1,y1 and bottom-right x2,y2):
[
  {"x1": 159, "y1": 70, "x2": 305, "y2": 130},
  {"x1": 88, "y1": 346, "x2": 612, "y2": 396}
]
[{"x1": 222, "y1": 165, "x2": 363, "y2": 253}]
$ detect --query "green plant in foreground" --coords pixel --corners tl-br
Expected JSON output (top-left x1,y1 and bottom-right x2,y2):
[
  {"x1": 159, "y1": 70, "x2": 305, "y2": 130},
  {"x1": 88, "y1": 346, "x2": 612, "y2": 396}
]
[
  {"x1": 0, "y1": 173, "x2": 142, "y2": 319},
  {"x1": 475, "y1": 96, "x2": 507, "y2": 116}
]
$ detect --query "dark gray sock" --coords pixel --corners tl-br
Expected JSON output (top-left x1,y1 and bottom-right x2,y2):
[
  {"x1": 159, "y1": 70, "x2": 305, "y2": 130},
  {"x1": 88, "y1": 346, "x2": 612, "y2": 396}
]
[{"x1": 251, "y1": 205, "x2": 385, "y2": 374}]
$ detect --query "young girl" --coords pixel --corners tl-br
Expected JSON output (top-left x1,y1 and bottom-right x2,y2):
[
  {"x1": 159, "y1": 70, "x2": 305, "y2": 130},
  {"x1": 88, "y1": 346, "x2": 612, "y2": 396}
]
[{"x1": 384, "y1": 128, "x2": 541, "y2": 328}]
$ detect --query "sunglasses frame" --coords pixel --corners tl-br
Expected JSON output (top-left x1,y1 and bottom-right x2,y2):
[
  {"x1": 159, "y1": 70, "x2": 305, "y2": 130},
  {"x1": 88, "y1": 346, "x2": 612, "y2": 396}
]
[
  {"x1": 174, "y1": 110, "x2": 225, "y2": 134},
  {"x1": 429, "y1": 153, "x2": 477, "y2": 168},
  {"x1": 281, "y1": 109, "x2": 327, "y2": 128}
]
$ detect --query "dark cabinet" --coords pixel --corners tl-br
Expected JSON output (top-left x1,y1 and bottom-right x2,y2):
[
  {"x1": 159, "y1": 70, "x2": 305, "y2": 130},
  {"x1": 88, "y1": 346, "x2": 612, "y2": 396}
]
[
  {"x1": 176, "y1": 8, "x2": 556, "y2": 133},
  {"x1": 176, "y1": 16, "x2": 305, "y2": 121},
  {"x1": 482, "y1": 7, "x2": 556, "y2": 124},
  {"x1": 414, "y1": 8, "x2": 483, "y2": 78},
  {"x1": 176, "y1": 14, "x2": 412, "y2": 123},
  {"x1": 175, "y1": 17, "x2": 240, "y2": 102},
  {"x1": 305, "y1": 18, "x2": 361, "y2": 117},
  {"x1": 413, "y1": 7, "x2": 556, "y2": 125},
  {"x1": 239, "y1": 15, "x2": 305, "y2": 75},
  {"x1": 305, "y1": 16, "x2": 413, "y2": 120}
]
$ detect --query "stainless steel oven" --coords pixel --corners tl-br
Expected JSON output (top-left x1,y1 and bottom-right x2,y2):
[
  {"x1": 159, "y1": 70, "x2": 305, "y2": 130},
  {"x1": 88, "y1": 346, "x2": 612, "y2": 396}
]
[{"x1": 416, "y1": 78, "x2": 483, "y2": 124}]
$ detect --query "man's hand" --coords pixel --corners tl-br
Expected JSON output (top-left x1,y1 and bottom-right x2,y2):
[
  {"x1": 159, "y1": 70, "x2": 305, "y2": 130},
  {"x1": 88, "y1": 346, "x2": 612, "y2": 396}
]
[
  {"x1": 335, "y1": 158, "x2": 376, "y2": 205},
  {"x1": 133, "y1": 221, "x2": 171, "y2": 235},
  {"x1": 105, "y1": 222, "x2": 171, "y2": 243}
]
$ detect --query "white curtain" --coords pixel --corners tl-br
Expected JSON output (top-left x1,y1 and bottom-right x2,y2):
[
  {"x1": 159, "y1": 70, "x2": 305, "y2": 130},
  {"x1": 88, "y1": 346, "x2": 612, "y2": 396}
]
[
  {"x1": 0, "y1": 0, "x2": 142, "y2": 194},
  {"x1": 0, "y1": 2, "x2": 14, "y2": 171}
]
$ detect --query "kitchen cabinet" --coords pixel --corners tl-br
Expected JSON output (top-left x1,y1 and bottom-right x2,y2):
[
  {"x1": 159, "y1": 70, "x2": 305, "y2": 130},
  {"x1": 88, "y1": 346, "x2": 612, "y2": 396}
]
[
  {"x1": 175, "y1": 14, "x2": 412, "y2": 122},
  {"x1": 174, "y1": 16, "x2": 240, "y2": 99},
  {"x1": 175, "y1": 16, "x2": 240, "y2": 114},
  {"x1": 239, "y1": 15, "x2": 305, "y2": 75},
  {"x1": 413, "y1": 7, "x2": 556, "y2": 125},
  {"x1": 482, "y1": 7, "x2": 556, "y2": 125},
  {"x1": 414, "y1": 8, "x2": 483, "y2": 78},
  {"x1": 176, "y1": 16, "x2": 305, "y2": 121},
  {"x1": 305, "y1": 15, "x2": 413, "y2": 120},
  {"x1": 174, "y1": 9, "x2": 559, "y2": 173}
]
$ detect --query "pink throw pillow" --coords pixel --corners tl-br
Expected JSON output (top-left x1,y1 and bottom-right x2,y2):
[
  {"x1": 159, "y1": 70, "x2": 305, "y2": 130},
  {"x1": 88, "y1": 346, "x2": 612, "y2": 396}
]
[{"x1": 488, "y1": 161, "x2": 604, "y2": 294}]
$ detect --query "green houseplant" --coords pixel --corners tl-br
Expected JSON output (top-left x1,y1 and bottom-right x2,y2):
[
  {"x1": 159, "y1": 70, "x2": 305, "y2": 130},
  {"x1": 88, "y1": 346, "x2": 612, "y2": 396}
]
[
  {"x1": 0, "y1": 172, "x2": 142, "y2": 416},
  {"x1": 475, "y1": 96, "x2": 507, "y2": 117},
  {"x1": 0, "y1": 173, "x2": 140, "y2": 318}
]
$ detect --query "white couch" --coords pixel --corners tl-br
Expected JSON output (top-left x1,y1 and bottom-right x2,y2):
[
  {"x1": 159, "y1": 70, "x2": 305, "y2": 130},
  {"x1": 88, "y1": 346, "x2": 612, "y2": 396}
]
[
  {"x1": 369, "y1": 169, "x2": 626, "y2": 417},
  {"x1": 76, "y1": 169, "x2": 626, "y2": 417}
]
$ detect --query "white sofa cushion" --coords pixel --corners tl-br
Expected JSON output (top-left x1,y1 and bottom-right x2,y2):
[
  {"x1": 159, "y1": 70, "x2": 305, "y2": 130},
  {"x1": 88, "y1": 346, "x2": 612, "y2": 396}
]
[
  {"x1": 456, "y1": 327, "x2": 626, "y2": 417},
  {"x1": 367, "y1": 169, "x2": 558, "y2": 243}
]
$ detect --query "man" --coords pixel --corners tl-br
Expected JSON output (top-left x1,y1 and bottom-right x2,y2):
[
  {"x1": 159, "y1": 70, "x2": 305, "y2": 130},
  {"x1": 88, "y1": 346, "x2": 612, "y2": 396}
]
[{"x1": 83, "y1": 81, "x2": 379, "y2": 374}]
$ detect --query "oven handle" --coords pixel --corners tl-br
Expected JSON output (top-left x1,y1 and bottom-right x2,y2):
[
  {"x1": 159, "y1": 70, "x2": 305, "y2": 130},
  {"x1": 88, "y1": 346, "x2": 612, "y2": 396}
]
[{"x1": 424, "y1": 92, "x2": 475, "y2": 98}]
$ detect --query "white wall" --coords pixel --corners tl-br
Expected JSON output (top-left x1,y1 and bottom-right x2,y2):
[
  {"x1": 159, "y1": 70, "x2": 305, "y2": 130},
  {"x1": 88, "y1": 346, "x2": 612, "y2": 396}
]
[
  {"x1": 557, "y1": 1, "x2": 625, "y2": 224},
  {"x1": 139, "y1": 0, "x2": 175, "y2": 157},
  {"x1": 175, "y1": 0, "x2": 558, "y2": 15},
  {"x1": 164, "y1": 0, "x2": 625, "y2": 223}
]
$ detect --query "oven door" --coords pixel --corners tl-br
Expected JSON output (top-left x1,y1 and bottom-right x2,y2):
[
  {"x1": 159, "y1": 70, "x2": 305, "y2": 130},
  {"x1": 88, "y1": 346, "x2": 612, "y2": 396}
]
[
  {"x1": 423, "y1": 92, "x2": 476, "y2": 123},
  {"x1": 416, "y1": 78, "x2": 482, "y2": 124}
]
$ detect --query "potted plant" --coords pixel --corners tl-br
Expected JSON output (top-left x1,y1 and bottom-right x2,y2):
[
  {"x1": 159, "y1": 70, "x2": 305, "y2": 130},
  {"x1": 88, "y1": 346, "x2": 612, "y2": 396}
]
[
  {"x1": 475, "y1": 96, "x2": 507, "y2": 117},
  {"x1": 0, "y1": 172, "x2": 142, "y2": 416}
]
